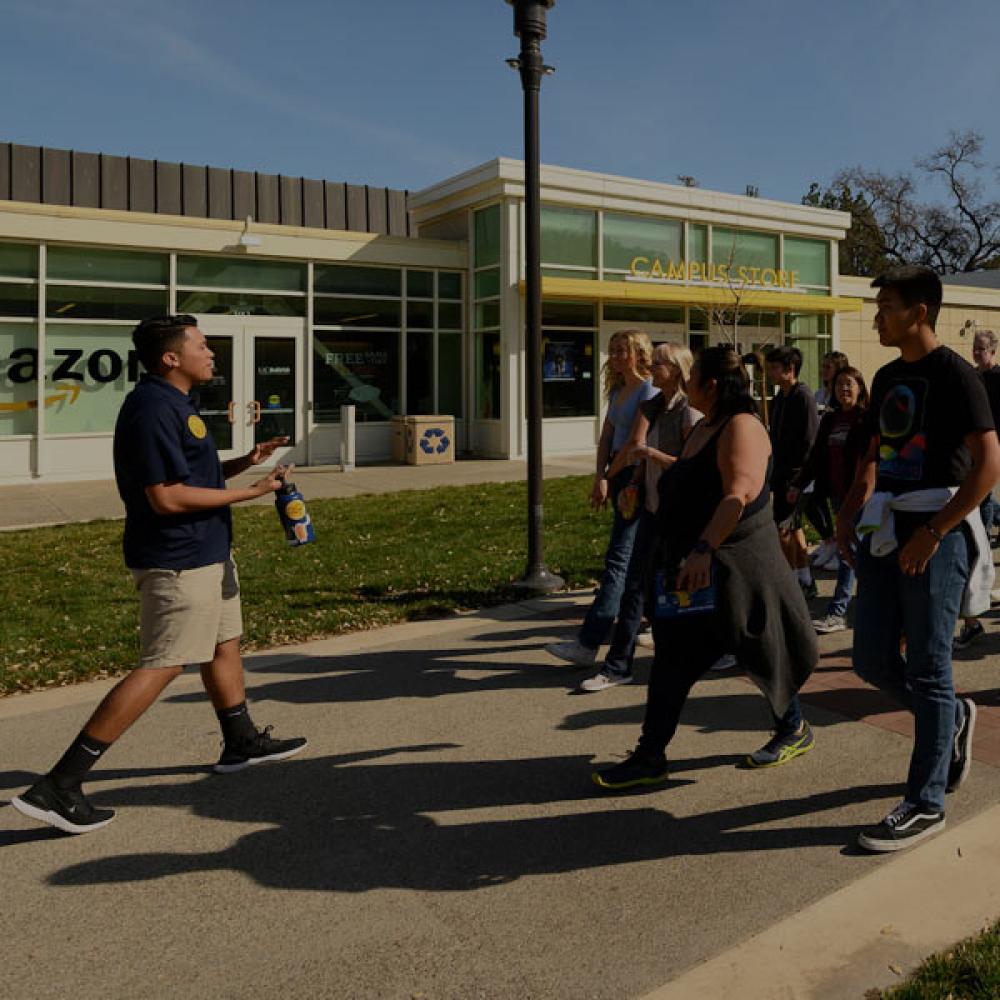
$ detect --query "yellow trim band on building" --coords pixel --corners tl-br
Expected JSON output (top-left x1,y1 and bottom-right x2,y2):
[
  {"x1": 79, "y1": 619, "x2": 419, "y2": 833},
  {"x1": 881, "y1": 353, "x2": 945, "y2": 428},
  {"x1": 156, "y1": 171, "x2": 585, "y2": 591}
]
[{"x1": 526, "y1": 276, "x2": 863, "y2": 313}]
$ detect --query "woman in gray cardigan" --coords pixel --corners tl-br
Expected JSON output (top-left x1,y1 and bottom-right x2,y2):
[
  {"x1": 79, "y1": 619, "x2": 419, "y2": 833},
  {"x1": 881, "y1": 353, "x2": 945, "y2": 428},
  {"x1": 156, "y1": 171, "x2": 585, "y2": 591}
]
[{"x1": 593, "y1": 346, "x2": 818, "y2": 789}]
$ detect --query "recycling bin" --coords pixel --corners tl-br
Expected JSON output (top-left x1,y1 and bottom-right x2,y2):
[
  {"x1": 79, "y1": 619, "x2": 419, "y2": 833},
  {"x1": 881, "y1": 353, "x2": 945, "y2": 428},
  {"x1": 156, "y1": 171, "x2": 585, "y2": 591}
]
[{"x1": 390, "y1": 415, "x2": 455, "y2": 465}]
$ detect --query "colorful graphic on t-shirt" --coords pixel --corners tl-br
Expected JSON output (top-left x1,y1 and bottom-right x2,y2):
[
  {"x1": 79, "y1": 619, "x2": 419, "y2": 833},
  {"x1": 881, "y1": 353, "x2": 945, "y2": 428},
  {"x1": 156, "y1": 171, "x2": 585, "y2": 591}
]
[{"x1": 878, "y1": 379, "x2": 928, "y2": 482}]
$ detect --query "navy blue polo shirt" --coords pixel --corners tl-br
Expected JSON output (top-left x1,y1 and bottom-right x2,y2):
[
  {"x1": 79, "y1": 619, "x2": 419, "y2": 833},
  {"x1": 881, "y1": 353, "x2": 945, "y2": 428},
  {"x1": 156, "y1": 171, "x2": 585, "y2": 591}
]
[{"x1": 113, "y1": 374, "x2": 232, "y2": 570}]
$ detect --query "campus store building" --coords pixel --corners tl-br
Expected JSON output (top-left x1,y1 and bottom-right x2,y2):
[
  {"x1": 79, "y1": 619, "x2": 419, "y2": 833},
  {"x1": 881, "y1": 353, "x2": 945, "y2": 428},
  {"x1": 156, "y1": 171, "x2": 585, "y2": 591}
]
[
  {"x1": 1, "y1": 146, "x2": 876, "y2": 482},
  {"x1": 410, "y1": 159, "x2": 862, "y2": 458}
]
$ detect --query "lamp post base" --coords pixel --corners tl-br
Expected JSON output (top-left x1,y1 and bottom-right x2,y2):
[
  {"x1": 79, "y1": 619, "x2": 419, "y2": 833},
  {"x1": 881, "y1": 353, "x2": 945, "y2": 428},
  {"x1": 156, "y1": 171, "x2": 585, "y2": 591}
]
[{"x1": 512, "y1": 566, "x2": 565, "y2": 594}]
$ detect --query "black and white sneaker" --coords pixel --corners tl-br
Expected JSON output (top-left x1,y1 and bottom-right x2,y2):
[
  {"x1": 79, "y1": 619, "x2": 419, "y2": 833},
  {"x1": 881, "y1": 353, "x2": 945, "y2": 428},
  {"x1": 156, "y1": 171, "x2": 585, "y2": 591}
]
[
  {"x1": 214, "y1": 725, "x2": 308, "y2": 774},
  {"x1": 947, "y1": 697, "x2": 977, "y2": 793},
  {"x1": 10, "y1": 775, "x2": 115, "y2": 835},
  {"x1": 953, "y1": 620, "x2": 985, "y2": 651},
  {"x1": 857, "y1": 800, "x2": 945, "y2": 853}
]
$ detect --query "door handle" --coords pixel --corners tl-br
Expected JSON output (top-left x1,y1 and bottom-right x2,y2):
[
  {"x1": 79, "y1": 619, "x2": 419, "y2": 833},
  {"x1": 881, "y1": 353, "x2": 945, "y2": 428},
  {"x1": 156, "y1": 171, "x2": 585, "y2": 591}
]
[
  {"x1": 227, "y1": 401, "x2": 236, "y2": 424},
  {"x1": 250, "y1": 400, "x2": 261, "y2": 424}
]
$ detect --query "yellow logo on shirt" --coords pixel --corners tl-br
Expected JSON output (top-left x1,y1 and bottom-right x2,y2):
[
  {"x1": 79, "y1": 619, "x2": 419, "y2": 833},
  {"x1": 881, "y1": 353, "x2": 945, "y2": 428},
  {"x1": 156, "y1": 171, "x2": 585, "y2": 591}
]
[{"x1": 187, "y1": 415, "x2": 207, "y2": 439}]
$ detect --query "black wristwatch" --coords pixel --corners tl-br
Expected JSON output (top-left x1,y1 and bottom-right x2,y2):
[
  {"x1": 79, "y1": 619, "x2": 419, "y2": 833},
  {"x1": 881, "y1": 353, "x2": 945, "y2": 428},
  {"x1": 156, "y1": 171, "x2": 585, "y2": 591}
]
[{"x1": 692, "y1": 539, "x2": 715, "y2": 555}]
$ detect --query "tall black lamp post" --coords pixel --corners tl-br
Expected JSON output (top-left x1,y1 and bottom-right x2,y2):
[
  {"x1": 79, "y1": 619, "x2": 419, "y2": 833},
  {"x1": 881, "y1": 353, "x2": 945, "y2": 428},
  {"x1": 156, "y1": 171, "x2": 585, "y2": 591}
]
[{"x1": 506, "y1": 0, "x2": 564, "y2": 593}]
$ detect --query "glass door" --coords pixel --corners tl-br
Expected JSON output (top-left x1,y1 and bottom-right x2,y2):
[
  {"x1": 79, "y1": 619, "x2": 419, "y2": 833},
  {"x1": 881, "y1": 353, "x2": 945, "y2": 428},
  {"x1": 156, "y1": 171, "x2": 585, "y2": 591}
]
[
  {"x1": 250, "y1": 333, "x2": 298, "y2": 460},
  {"x1": 200, "y1": 335, "x2": 240, "y2": 459}
]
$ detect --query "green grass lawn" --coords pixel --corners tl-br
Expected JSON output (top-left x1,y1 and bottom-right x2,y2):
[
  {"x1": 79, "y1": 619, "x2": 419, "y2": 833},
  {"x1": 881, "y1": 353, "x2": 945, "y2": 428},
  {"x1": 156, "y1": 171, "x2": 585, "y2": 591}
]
[
  {"x1": 871, "y1": 919, "x2": 1000, "y2": 999},
  {"x1": 0, "y1": 476, "x2": 611, "y2": 695}
]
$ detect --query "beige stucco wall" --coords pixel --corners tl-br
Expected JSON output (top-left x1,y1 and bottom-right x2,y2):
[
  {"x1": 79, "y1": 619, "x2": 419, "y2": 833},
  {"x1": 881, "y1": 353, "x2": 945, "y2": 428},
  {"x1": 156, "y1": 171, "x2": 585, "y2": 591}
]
[{"x1": 838, "y1": 275, "x2": 1000, "y2": 386}]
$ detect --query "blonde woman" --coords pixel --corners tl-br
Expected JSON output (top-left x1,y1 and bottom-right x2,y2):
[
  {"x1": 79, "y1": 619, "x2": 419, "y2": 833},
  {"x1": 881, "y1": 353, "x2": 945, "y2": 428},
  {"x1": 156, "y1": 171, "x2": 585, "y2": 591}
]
[
  {"x1": 581, "y1": 343, "x2": 701, "y2": 691},
  {"x1": 547, "y1": 329, "x2": 657, "y2": 667}
]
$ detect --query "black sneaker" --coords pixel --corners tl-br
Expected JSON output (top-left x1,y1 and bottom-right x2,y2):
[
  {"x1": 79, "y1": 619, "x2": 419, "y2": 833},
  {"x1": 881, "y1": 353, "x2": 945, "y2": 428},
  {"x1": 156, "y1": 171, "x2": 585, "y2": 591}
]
[
  {"x1": 953, "y1": 620, "x2": 985, "y2": 651},
  {"x1": 857, "y1": 801, "x2": 945, "y2": 853},
  {"x1": 745, "y1": 722, "x2": 816, "y2": 768},
  {"x1": 214, "y1": 725, "x2": 308, "y2": 774},
  {"x1": 592, "y1": 750, "x2": 669, "y2": 791},
  {"x1": 10, "y1": 775, "x2": 115, "y2": 835},
  {"x1": 947, "y1": 697, "x2": 977, "y2": 793}
]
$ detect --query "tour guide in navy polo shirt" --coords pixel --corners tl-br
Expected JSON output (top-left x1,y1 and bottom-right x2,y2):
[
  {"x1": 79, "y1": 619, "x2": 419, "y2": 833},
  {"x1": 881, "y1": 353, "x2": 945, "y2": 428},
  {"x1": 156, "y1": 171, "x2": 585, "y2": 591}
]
[{"x1": 12, "y1": 315, "x2": 307, "y2": 834}]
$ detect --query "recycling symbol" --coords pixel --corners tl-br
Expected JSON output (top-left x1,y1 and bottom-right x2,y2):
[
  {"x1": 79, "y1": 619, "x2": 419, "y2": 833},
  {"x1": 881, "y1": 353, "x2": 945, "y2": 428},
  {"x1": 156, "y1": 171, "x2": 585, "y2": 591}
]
[{"x1": 419, "y1": 427, "x2": 450, "y2": 454}]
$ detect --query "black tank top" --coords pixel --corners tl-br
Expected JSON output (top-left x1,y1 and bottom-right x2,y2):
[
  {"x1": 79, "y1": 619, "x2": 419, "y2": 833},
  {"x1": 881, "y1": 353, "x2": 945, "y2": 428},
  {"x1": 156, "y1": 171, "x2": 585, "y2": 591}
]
[{"x1": 657, "y1": 417, "x2": 771, "y2": 556}]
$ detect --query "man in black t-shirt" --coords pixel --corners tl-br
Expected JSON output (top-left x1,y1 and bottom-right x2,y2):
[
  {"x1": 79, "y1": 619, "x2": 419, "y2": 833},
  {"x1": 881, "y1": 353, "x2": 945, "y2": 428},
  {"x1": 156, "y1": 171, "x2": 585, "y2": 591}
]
[
  {"x1": 12, "y1": 316, "x2": 307, "y2": 835},
  {"x1": 766, "y1": 346, "x2": 820, "y2": 597},
  {"x1": 836, "y1": 266, "x2": 1000, "y2": 854}
]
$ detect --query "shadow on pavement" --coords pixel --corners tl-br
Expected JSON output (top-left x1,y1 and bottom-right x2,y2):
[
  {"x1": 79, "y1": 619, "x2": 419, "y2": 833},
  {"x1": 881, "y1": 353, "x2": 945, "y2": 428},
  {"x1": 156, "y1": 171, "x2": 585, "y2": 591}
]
[{"x1": 43, "y1": 751, "x2": 900, "y2": 891}]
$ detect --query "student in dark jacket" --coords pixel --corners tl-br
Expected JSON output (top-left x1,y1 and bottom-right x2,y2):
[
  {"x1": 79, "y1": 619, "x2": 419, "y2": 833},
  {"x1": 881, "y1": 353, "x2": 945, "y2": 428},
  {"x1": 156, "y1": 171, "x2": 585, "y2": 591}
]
[
  {"x1": 789, "y1": 366, "x2": 871, "y2": 633},
  {"x1": 766, "y1": 346, "x2": 820, "y2": 598}
]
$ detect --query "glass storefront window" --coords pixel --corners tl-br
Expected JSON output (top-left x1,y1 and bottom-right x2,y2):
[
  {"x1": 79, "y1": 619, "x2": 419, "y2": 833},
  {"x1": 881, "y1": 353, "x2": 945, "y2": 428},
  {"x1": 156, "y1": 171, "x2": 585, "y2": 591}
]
[
  {"x1": 438, "y1": 333, "x2": 463, "y2": 417},
  {"x1": 406, "y1": 300, "x2": 434, "y2": 330},
  {"x1": 0, "y1": 323, "x2": 38, "y2": 435},
  {"x1": 784, "y1": 237, "x2": 830, "y2": 287},
  {"x1": 541, "y1": 267, "x2": 595, "y2": 281},
  {"x1": 688, "y1": 224, "x2": 707, "y2": 264},
  {"x1": 312, "y1": 330, "x2": 399, "y2": 423},
  {"x1": 178, "y1": 255, "x2": 304, "y2": 292},
  {"x1": 46, "y1": 285, "x2": 168, "y2": 321},
  {"x1": 313, "y1": 297, "x2": 401, "y2": 327},
  {"x1": 438, "y1": 302, "x2": 463, "y2": 330},
  {"x1": 542, "y1": 301, "x2": 595, "y2": 327},
  {"x1": 0, "y1": 243, "x2": 38, "y2": 279},
  {"x1": 313, "y1": 265, "x2": 400, "y2": 296},
  {"x1": 474, "y1": 270, "x2": 501, "y2": 299},
  {"x1": 711, "y1": 228, "x2": 778, "y2": 270},
  {"x1": 785, "y1": 313, "x2": 832, "y2": 393},
  {"x1": 474, "y1": 205, "x2": 502, "y2": 269},
  {"x1": 406, "y1": 331, "x2": 434, "y2": 414},
  {"x1": 439, "y1": 272, "x2": 462, "y2": 300},
  {"x1": 476, "y1": 331, "x2": 502, "y2": 420},
  {"x1": 542, "y1": 329, "x2": 595, "y2": 417},
  {"x1": 475, "y1": 301, "x2": 500, "y2": 329},
  {"x1": 47, "y1": 246, "x2": 167, "y2": 285},
  {"x1": 406, "y1": 270, "x2": 434, "y2": 298},
  {"x1": 541, "y1": 205, "x2": 596, "y2": 268},
  {"x1": 44, "y1": 325, "x2": 138, "y2": 433},
  {"x1": 176, "y1": 290, "x2": 306, "y2": 317},
  {"x1": 0, "y1": 283, "x2": 37, "y2": 317},
  {"x1": 603, "y1": 303, "x2": 684, "y2": 324},
  {"x1": 603, "y1": 213, "x2": 682, "y2": 272}
]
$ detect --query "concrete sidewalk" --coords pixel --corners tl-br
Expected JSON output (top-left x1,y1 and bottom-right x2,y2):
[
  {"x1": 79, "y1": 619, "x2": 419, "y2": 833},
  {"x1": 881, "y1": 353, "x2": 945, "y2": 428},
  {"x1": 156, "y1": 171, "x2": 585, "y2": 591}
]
[
  {"x1": 2, "y1": 588, "x2": 999, "y2": 999},
  {"x1": 0, "y1": 455, "x2": 595, "y2": 531}
]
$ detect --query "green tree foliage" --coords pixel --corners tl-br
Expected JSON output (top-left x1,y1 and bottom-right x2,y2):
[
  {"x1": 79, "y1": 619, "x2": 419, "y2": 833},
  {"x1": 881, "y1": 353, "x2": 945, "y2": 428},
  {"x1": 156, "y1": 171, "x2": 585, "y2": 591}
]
[{"x1": 804, "y1": 130, "x2": 1000, "y2": 276}]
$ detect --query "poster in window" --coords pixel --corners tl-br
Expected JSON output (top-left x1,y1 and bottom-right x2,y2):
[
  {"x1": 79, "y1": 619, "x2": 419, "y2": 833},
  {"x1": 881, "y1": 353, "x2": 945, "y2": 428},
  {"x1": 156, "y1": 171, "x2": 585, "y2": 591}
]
[{"x1": 543, "y1": 341, "x2": 575, "y2": 382}]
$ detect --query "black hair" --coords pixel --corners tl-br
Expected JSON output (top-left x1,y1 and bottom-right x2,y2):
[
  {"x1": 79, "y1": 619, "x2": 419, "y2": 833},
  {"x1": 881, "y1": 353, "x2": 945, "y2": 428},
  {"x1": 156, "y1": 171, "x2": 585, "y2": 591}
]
[
  {"x1": 831, "y1": 365, "x2": 870, "y2": 411},
  {"x1": 696, "y1": 345, "x2": 759, "y2": 419},
  {"x1": 765, "y1": 345, "x2": 803, "y2": 376},
  {"x1": 871, "y1": 264, "x2": 943, "y2": 329},
  {"x1": 132, "y1": 315, "x2": 198, "y2": 374}
]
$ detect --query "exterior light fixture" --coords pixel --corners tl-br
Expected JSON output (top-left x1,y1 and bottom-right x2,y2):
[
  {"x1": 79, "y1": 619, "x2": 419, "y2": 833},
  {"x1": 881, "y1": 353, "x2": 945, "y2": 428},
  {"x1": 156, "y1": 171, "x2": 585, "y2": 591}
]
[
  {"x1": 239, "y1": 215, "x2": 262, "y2": 248},
  {"x1": 505, "y1": 0, "x2": 564, "y2": 595}
]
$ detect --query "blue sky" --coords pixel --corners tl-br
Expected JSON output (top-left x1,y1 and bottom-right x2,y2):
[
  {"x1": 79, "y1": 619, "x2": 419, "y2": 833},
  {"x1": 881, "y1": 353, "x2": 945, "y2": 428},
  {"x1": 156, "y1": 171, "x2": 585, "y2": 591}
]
[{"x1": 2, "y1": 0, "x2": 999, "y2": 204}]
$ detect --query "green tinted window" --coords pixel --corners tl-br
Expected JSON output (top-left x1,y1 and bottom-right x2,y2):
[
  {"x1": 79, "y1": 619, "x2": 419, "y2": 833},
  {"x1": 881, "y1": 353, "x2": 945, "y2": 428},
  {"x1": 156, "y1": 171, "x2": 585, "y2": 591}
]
[
  {"x1": 603, "y1": 303, "x2": 684, "y2": 324},
  {"x1": 541, "y1": 205, "x2": 596, "y2": 268},
  {"x1": 407, "y1": 300, "x2": 434, "y2": 330},
  {"x1": 313, "y1": 297, "x2": 401, "y2": 327},
  {"x1": 438, "y1": 333, "x2": 463, "y2": 417},
  {"x1": 784, "y1": 237, "x2": 830, "y2": 287},
  {"x1": 541, "y1": 301, "x2": 595, "y2": 327},
  {"x1": 439, "y1": 272, "x2": 462, "y2": 299},
  {"x1": 438, "y1": 302, "x2": 463, "y2": 330},
  {"x1": 476, "y1": 330, "x2": 502, "y2": 419},
  {"x1": 603, "y1": 213, "x2": 682, "y2": 271},
  {"x1": 541, "y1": 267, "x2": 596, "y2": 281},
  {"x1": 0, "y1": 242, "x2": 38, "y2": 279},
  {"x1": 406, "y1": 331, "x2": 434, "y2": 414},
  {"x1": 474, "y1": 205, "x2": 502, "y2": 268},
  {"x1": 0, "y1": 283, "x2": 37, "y2": 317},
  {"x1": 475, "y1": 301, "x2": 500, "y2": 330},
  {"x1": 312, "y1": 330, "x2": 399, "y2": 423},
  {"x1": 688, "y1": 224, "x2": 707, "y2": 263},
  {"x1": 0, "y1": 323, "x2": 37, "y2": 435},
  {"x1": 176, "y1": 290, "x2": 305, "y2": 317},
  {"x1": 785, "y1": 313, "x2": 830, "y2": 337},
  {"x1": 406, "y1": 270, "x2": 434, "y2": 298},
  {"x1": 178, "y1": 255, "x2": 304, "y2": 292},
  {"x1": 711, "y1": 228, "x2": 777, "y2": 270},
  {"x1": 313, "y1": 265, "x2": 400, "y2": 296},
  {"x1": 48, "y1": 246, "x2": 167, "y2": 285},
  {"x1": 475, "y1": 270, "x2": 500, "y2": 299},
  {"x1": 46, "y1": 285, "x2": 168, "y2": 321}
]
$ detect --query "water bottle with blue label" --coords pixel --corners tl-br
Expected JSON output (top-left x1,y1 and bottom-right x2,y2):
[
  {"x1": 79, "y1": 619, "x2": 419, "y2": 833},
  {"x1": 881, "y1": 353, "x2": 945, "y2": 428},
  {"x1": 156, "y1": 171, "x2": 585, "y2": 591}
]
[{"x1": 275, "y1": 471, "x2": 315, "y2": 546}]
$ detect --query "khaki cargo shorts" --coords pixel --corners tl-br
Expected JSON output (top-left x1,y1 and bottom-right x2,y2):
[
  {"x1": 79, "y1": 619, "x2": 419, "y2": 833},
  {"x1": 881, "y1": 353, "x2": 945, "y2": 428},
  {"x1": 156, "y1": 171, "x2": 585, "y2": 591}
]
[{"x1": 131, "y1": 557, "x2": 244, "y2": 668}]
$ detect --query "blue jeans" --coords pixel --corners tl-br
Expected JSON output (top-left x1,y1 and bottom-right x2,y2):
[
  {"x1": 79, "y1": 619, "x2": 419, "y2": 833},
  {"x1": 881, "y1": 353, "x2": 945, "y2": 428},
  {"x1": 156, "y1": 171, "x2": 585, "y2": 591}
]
[
  {"x1": 578, "y1": 468, "x2": 641, "y2": 650},
  {"x1": 852, "y1": 522, "x2": 969, "y2": 811},
  {"x1": 604, "y1": 509, "x2": 657, "y2": 676},
  {"x1": 980, "y1": 494, "x2": 996, "y2": 535},
  {"x1": 827, "y1": 558, "x2": 856, "y2": 618}
]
